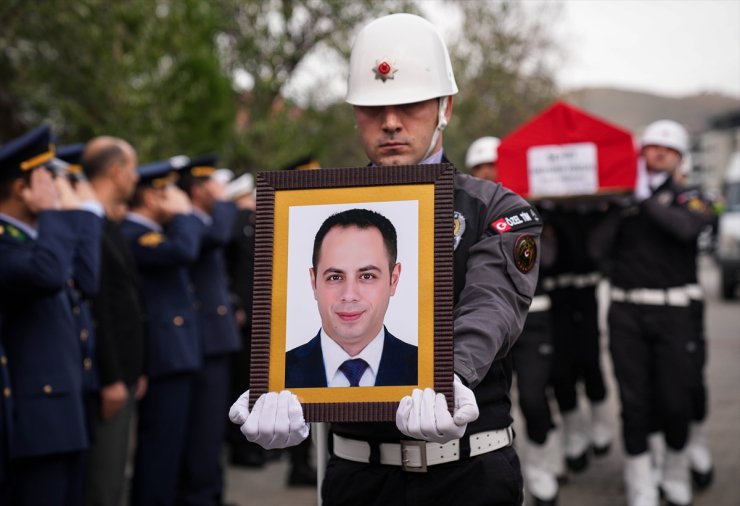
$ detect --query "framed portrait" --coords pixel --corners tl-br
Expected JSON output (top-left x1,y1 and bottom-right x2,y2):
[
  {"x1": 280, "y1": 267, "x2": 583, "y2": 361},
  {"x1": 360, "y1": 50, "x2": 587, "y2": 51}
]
[{"x1": 249, "y1": 164, "x2": 455, "y2": 422}]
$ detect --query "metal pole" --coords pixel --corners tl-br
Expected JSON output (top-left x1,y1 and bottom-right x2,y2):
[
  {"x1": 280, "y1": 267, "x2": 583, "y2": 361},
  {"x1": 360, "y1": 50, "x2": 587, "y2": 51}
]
[{"x1": 312, "y1": 422, "x2": 329, "y2": 506}]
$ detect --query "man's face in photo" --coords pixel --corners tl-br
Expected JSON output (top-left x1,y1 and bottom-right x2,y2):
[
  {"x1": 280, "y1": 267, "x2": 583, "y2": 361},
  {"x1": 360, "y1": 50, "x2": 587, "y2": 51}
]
[{"x1": 310, "y1": 224, "x2": 401, "y2": 355}]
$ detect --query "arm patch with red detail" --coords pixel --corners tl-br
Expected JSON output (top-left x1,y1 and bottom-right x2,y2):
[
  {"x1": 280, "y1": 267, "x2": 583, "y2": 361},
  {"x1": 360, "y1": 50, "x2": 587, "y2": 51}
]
[{"x1": 489, "y1": 206, "x2": 541, "y2": 234}]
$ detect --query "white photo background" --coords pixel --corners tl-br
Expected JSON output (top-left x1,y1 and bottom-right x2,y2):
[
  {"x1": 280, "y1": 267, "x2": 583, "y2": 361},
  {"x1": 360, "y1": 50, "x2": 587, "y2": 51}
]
[{"x1": 285, "y1": 199, "x2": 420, "y2": 351}]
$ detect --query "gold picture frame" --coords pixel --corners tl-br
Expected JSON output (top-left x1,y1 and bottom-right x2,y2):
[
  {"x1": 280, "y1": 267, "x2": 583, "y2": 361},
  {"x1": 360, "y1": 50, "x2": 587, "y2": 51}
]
[{"x1": 249, "y1": 164, "x2": 455, "y2": 422}]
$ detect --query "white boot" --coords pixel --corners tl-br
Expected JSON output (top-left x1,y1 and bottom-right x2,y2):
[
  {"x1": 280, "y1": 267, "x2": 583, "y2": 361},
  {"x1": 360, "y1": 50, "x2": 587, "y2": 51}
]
[
  {"x1": 687, "y1": 421, "x2": 713, "y2": 489},
  {"x1": 661, "y1": 448, "x2": 692, "y2": 506},
  {"x1": 648, "y1": 432, "x2": 665, "y2": 487},
  {"x1": 542, "y1": 427, "x2": 566, "y2": 481},
  {"x1": 524, "y1": 435, "x2": 559, "y2": 505},
  {"x1": 562, "y1": 408, "x2": 590, "y2": 472},
  {"x1": 624, "y1": 453, "x2": 659, "y2": 506},
  {"x1": 590, "y1": 400, "x2": 613, "y2": 456}
]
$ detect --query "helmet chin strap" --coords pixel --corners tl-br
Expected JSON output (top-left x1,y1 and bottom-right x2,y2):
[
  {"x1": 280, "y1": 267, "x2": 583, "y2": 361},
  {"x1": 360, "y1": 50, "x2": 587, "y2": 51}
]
[{"x1": 422, "y1": 96, "x2": 449, "y2": 161}]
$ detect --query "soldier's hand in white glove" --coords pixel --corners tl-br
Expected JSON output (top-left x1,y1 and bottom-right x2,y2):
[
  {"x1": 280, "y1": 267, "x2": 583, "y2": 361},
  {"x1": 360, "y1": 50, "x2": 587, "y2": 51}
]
[
  {"x1": 229, "y1": 390, "x2": 309, "y2": 450},
  {"x1": 395, "y1": 374, "x2": 479, "y2": 444}
]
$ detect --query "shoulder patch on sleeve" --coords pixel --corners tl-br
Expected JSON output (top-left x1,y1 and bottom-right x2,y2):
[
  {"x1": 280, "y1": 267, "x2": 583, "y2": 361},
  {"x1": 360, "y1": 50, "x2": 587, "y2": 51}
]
[
  {"x1": 514, "y1": 234, "x2": 538, "y2": 273},
  {"x1": 490, "y1": 206, "x2": 541, "y2": 234},
  {"x1": 138, "y1": 231, "x2": 165, "y2": 247}
]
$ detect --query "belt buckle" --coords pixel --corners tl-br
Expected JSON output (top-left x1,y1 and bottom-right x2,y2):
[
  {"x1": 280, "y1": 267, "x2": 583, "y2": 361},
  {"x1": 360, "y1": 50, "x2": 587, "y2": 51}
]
[{"x1": 400, "y1": 440, "x2": 428, "y2": 473}]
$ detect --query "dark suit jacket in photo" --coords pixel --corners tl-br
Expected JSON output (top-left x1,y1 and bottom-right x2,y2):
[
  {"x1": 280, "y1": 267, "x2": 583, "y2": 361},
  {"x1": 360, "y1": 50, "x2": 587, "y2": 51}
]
[{"x1": 285, "y1": 327, "x2": 417, "y2": 388}]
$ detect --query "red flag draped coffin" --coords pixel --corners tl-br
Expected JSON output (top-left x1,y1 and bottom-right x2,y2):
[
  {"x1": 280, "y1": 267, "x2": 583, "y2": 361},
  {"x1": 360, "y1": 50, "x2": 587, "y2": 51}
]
[{"x1": 497, "y1": 101, "x2": 638, "y2": 199}]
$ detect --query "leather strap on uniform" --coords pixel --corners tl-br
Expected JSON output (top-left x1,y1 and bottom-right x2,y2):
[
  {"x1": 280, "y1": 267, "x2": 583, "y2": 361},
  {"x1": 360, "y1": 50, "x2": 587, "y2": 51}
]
[{"x1": 368, "y1": 441, "x2": 381, "y2": 465}]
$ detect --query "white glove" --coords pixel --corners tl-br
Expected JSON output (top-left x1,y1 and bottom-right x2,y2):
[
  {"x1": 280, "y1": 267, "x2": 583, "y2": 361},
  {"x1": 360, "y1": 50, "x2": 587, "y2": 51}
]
[
  {"x1": 395, "y1": 374, "x2": 479, "y2": 444},
  {"x1": 228, "y1": 390, "x2": 309, "y2": 450}
]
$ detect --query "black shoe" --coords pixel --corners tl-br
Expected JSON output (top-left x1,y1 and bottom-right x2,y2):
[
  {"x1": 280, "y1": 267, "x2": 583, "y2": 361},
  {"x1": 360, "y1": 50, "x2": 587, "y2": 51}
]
[
  {"x1": 691, "y1": 466, "x2": 713, "y2": 490},
  {"x1": 565, "y1": 451, "x2": 589, "y2": 472},
  {"x1": 287, "y1": 464, "x2": 317, "y2": 487},
  {"x1": 592, "y1": 442, "x2": 611, "y2": 457}
]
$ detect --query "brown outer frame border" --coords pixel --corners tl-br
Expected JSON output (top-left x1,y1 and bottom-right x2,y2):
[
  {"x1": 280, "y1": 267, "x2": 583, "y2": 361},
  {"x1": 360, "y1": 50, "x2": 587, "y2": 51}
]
[{"x1": 249, "y1": 164, "x2": 455, "y2": 422}]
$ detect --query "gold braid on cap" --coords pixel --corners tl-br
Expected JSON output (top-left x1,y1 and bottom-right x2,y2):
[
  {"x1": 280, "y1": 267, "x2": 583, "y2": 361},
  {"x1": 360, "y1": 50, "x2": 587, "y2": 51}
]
[{"x1": 20, "y1": 147, "x2": 55, "y2": 171}]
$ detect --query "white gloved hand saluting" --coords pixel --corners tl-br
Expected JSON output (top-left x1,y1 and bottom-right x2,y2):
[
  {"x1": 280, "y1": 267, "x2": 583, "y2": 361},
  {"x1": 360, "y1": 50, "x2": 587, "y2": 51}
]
[
  {"x1": 395, "y1": 374, "x2": 479, "y2": 444},
  {"x1": 229, "y1": 390, "x2": 309, "y2": 449}
]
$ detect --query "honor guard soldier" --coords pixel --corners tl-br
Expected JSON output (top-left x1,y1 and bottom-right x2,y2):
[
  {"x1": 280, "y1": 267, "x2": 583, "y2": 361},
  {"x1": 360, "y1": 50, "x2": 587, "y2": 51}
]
[
  {"x1": 80, "y1": 136, "x2": 147, "y2": 506},
  {"x1": 122, "y1": 157, "x2": 206, "y2": 506},
  {"x1": 590, "y1": 120, "x2": 715, "y2": 506},
  {"x1": 177, "y1": 155, "x2": 242, "y2": 504},
  {"x1": 0, "y1": 125, "x2": 103, "y2": 505},
  {"x1": 465, "y1": 136, "x2": 501, "y2": 182},
  {"x1": 545, "y1": 203, "x2": 613, "y2": 472},
  {"x1": 231, "y1": 14, "x2": 542, "y2": 506}
]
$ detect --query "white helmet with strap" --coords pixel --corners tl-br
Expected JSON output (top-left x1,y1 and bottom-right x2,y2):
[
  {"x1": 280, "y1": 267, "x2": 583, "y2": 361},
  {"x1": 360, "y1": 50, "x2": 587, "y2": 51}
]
[
  {"x1": 346, "y1": 13, "x2": 458, "y2": 160},
  {"x1": 465, "y1": 136, "x2": 501, "y2": 169},
  {"x1": 640, "y1": 120, "x2": 689, "y2": 157}
]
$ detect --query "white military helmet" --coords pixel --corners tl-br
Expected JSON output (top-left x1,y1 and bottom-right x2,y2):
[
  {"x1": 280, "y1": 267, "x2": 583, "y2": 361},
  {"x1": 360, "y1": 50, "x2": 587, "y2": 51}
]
[
  {"x1": 465, "y1": 136, "x2": 501, "y2": 169},
  {"x1": 640, "y1": 120, "x2": 689, "y2": 157},
  {"x1": 346, "y1": 13, "x2": 458, "y2": 107}
]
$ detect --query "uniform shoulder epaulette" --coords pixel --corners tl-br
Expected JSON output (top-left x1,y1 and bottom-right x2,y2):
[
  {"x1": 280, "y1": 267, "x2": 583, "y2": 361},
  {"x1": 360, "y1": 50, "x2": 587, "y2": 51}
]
[{"x1": 138, "y1": 230, "x2": 165, "y2": 247}]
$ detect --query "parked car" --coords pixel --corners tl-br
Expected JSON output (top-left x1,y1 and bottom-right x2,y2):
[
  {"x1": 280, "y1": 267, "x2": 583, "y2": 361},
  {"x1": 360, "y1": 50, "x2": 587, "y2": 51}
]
[{"x1": 716, "y1": 152, "x2": 740, "y2": 299}]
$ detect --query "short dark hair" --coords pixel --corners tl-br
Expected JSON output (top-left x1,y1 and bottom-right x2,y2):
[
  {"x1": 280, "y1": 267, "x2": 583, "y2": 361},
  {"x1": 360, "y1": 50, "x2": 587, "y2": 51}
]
[
  {"x1": 312, "y1": 208, "x2": 398, "y2": 274},
  {"x1": 82, "y1": 144, "x2": 127, "y2": 180}
]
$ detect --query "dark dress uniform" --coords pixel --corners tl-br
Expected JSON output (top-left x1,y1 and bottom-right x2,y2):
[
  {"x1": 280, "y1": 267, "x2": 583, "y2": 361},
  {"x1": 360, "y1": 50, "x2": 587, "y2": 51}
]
[
  {"x1": 590, "y1": 177, "x2": 715, "y2": 456},
  {"x1": 180, "y1": 201, "x2": 242, "y2": 505},
  {"x1": 0, "y1": 210, "x2": 101, "y2": 506},
  {"x1": 547, "y1": 207, "x2": 607, "y2": 414},
  {"x1": 122, "y1": 210, "x2": 205, "y2": 506},
  {"x1": 57, "y1": 143, "x2": 104, "y2": 395},
  {"x1": 323, "y1": 161, "x2": 541, "y2": 506}
]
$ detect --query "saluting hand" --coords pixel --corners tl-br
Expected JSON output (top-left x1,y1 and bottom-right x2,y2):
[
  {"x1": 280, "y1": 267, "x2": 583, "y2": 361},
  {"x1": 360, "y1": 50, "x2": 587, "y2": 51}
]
[
  {"x1": 21, "y1": 167, "x2": 60, "y2": 212},
  {"x1": 395, "y1": 374, "x2": 479, "y2": 444},
  {"x1": 229, "y1": 390, "x2": 309, "y2": 450},
  {"x1": 54, "y1": 175, "x2": 83, "y2": 209},
  {"x1": 160, "y1": 185, "x2": 192, "y2": 216}
]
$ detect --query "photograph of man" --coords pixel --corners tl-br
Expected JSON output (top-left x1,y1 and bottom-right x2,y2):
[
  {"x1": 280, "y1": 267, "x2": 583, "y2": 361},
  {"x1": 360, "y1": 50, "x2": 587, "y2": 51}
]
[{"x1": 285, "y1": 208, "x2": 417, "y2": 388}]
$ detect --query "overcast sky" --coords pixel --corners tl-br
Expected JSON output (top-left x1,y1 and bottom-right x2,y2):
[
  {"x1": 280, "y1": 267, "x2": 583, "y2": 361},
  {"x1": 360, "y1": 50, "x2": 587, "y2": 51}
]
[{"x1": 551, "y1": 0, "x2": 740, "y2": 97}]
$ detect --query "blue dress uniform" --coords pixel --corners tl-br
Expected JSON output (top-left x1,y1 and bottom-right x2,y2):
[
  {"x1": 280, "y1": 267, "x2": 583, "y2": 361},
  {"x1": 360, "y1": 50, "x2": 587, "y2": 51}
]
[
  {"x1": 177, "y1": 157, "x2": 242, "y2": 505},
  {"x1": 57, "y1": 143, "x2": 104, "y2": 394},
  {"x1": 0, "y1": 125, "x2": 102, "y2": 506},
  {"x1": 121, "y1": 159, "x2": 206, "y2": 506}
]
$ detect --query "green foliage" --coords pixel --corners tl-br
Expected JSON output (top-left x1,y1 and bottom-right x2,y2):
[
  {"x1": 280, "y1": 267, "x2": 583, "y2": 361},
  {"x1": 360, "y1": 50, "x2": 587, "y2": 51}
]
[{"x1": 0, "y1": 0, "x2": 234, "y2": 160}]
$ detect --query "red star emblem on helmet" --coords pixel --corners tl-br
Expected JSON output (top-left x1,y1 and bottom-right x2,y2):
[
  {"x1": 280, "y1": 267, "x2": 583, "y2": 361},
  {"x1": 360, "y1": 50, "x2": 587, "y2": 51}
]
[{"x1": 373, "y1": 59, "x2": 397, "y2": 81}]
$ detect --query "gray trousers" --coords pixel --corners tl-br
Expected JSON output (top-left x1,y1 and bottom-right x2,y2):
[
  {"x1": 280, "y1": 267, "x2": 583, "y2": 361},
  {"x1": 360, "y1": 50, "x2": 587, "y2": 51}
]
[{"x1": 84, "y1": 384, "x2": 137, "y2": 506}]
